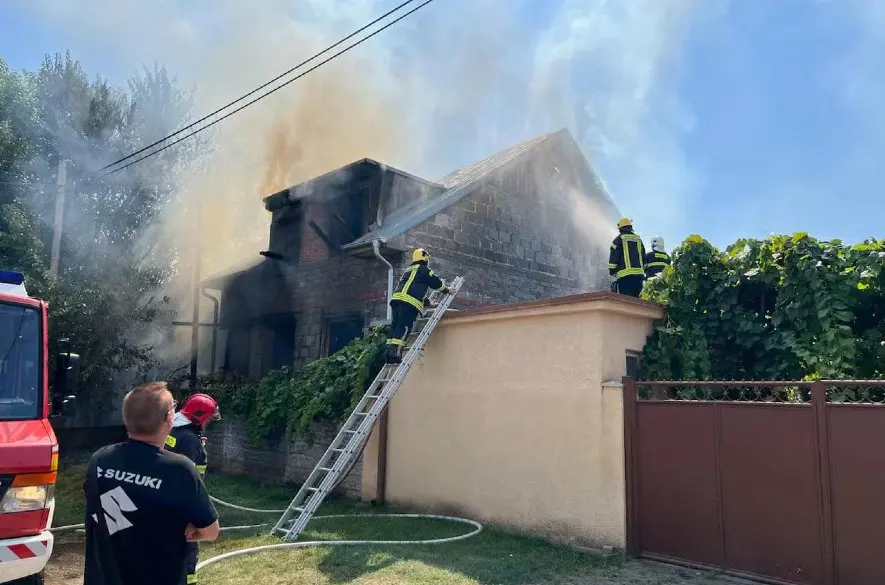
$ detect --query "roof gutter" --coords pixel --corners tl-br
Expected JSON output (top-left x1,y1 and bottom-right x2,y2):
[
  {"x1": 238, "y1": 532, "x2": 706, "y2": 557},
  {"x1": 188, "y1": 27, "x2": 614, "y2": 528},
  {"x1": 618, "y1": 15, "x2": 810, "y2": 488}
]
[{"x1": 372, "y1": 239, "x2": 393, "y2": 323}]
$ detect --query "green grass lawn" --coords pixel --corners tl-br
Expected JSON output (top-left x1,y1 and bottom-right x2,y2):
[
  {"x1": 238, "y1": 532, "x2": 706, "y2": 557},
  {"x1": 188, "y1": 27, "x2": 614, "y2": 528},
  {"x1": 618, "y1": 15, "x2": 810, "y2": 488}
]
[{"x1": 53, "y1": 454, "x2": 717, "y2": 585}]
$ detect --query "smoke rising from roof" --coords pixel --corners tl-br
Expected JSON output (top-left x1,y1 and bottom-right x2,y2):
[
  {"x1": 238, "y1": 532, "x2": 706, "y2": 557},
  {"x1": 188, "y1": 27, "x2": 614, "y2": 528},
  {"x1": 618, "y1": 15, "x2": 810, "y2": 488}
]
[{"x1": 15, "y1": 0, "x2": 721, "y2": 368}]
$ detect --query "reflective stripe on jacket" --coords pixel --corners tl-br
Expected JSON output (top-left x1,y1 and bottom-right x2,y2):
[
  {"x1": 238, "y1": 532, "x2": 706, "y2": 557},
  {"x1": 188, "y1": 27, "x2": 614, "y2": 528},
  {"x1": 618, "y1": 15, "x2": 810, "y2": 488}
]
[
  {"x1": 391, "y1": 261, "x2": 446, "y2": 314},
  {"x1": 644, "y1": 251, "x2": 671, "y2": 277},
  {"x1": 609, "y1": 231, "x2": 646, "y2": 280}
]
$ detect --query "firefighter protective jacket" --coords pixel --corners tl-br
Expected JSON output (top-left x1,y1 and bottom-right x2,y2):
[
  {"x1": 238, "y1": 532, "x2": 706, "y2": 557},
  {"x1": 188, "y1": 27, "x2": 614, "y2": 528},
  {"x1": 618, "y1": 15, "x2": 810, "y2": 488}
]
[
  {"x1": 164, "y1": 420, "x2": 208, "y2": 477},
  {"x1": 644, "y1": 250, "x2": 671, "y2": 277},
  {"x1": 391, "y1": 260, "x2": 446, "y2": 314},
  {"x1": 609, "y1": 229, "x2": 647, "y2": 280}
]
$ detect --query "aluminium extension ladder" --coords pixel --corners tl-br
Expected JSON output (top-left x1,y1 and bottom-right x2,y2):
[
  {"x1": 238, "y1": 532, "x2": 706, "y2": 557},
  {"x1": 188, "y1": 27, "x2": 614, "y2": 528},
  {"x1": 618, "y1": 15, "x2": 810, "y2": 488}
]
[{"x1": 272, "y1": 275, "x2": 465, "y2": 541}]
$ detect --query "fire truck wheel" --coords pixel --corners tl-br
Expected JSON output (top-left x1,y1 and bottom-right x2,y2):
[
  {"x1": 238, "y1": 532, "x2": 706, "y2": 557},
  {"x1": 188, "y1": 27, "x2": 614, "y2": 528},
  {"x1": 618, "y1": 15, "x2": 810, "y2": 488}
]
[{"x1": 10, "y1": 571, "x2": 44, "y2": 584}]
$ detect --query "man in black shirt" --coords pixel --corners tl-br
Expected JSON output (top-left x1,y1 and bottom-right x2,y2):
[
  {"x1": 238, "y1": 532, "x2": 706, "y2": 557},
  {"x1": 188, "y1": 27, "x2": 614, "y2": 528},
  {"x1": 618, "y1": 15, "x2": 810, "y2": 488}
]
[{"x1": 83, "y1": 381, "x2": 220, "y2": 585}]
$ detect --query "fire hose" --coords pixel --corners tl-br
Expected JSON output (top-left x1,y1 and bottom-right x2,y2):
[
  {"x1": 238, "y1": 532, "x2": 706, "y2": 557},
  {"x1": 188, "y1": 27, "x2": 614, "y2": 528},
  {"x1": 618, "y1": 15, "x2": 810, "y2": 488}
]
[
  {"x1": 50, "y1": 486, "x2": 483, "y2": 575},
  {"x1": 50, "y1": 495, "x2": 483, "y2": 576}
]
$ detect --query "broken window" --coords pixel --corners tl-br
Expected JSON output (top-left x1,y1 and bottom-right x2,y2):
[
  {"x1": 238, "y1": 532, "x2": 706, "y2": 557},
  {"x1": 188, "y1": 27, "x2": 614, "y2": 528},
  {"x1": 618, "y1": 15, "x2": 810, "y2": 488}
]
[
  {"x1": 325, "y1": 315, "x2": 364, "y2": 355},
  {"x1": 261, "y1": 313, "x2": 296, "y2": 374},
  {"x1": 223, "y1": 324, "x2": 252, "y2": 376}
]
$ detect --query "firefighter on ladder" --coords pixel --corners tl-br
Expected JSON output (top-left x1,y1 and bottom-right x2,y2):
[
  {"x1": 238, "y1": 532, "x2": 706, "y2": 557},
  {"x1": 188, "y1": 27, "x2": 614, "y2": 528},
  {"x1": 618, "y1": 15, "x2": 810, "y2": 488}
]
[
  {"x1": 386, "y1": 248, "x2": 451, "y2": 364},
  {"x1": 644, "y1": 236, "x2": 671, "y2": 279},
  {"x1": 609, "y1": 217, "x2": 647, "y2": 297},
  {"x1": 164, "y1": 393, "x2": 221, "y2": 585}
]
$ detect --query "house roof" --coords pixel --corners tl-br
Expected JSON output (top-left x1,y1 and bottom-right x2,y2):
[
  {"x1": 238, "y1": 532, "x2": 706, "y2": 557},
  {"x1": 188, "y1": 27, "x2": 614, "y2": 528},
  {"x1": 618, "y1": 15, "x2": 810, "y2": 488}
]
[
  {"x1": 343, "y1": 130, "x2": 564, "y2": 251},
  {"x1": 263, "y1": 158, "x2": 442, "y2": 211}
]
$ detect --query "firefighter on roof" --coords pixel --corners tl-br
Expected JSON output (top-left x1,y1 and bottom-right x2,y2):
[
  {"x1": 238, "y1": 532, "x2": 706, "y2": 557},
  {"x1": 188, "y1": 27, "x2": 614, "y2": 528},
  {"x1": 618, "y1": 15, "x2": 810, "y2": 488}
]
[
  {"x1": 164, "y1": 392, "x2": 221, "y2": 585},
  {"x1": 386, "y1": 248, "x2": 450, "y2": 364},
  {"x1": 644, "y1": 236, "x2": 671, "y2": 278},
  {"x1": 609, "y1": 217, "x2": 647, "y2": 297}
]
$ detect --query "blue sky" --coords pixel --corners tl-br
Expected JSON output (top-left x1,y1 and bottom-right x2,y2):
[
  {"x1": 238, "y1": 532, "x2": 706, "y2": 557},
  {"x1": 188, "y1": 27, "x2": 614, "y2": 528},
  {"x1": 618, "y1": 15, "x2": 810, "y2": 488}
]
[{"x1": 1, "y1": 0, "x2": 883, "y2": 251}]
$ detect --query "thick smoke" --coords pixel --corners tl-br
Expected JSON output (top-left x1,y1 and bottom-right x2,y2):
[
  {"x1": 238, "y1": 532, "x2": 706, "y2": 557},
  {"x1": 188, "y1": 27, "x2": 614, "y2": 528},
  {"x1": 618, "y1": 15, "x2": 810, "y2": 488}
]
[{"x1": 15, "y1": 0, "x2": 720, "y2": 368}]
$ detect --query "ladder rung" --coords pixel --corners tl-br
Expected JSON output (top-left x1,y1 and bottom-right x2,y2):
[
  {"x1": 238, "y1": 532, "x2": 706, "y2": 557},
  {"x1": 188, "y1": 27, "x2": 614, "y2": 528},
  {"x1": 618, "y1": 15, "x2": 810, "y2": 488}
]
[{"x1": 275, "y1": 275, "x2": 464, "y2": 543}]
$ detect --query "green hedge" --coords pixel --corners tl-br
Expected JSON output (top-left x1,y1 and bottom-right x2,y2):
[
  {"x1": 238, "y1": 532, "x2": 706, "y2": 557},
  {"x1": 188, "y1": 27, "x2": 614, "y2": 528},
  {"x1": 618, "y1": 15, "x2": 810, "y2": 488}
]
[
  {"x1": 175, "y1": 327, "x2": 387, "y2": 445},
  {"x1": 640, "y1": 234, "x2": 885, "y2": 381}
]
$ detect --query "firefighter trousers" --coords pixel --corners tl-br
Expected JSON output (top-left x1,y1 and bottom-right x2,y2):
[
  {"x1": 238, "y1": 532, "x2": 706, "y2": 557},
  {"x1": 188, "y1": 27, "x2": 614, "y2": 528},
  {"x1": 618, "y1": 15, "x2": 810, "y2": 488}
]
[
  {"x1": 616, "y1": 274, "x2": 645, "y2": 297},
  {"x1": 386, "y1": 301, "x2": 420, "y2": 362},
  {"x1": 184, "y1": 541, "x2": 199, "y2": 584}
]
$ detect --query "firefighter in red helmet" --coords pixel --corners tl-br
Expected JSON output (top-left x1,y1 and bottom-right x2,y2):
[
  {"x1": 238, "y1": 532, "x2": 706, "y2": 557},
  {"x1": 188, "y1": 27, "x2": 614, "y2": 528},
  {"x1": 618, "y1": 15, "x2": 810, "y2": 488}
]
[{"x1": 164, "y1": 393, "x2": 220, "y2": 584}]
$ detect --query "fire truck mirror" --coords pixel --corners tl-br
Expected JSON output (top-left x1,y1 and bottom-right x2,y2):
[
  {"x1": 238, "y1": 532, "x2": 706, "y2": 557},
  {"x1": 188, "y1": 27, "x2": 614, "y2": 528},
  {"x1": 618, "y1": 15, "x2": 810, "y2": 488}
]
[{"x1": 55, "y1": 350, "x2": 81, "y2": 397}]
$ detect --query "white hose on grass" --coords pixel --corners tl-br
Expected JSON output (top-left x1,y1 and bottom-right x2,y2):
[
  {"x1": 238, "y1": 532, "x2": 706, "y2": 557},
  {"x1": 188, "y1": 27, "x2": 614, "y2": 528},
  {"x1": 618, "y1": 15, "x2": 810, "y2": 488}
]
[
  {"x1": 48, "y1": 523, "x2": 268, "y2": 534},
  {"x1": 196, "y1": 513, "x2": 484, "y2": 572},
  {"x1": 47, "y1": 495, "x2": 285, "y2": 534},
  {"x1": 209, "y1": 495, "x2": 286, "y2": 513},
  {"x1": 48, "y1": 495, "x2": 485, "y2": 572}
]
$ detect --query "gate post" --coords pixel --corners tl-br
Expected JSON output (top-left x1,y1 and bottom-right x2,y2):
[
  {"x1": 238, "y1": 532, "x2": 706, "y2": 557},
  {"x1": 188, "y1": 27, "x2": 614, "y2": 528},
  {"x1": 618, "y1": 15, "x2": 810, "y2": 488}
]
[
  {"x1": 812, "y1": 381, "x2": 836, "y2": 585},
  {"x1": 622, "y1": 376, "x2": 640, "y2": 556}
]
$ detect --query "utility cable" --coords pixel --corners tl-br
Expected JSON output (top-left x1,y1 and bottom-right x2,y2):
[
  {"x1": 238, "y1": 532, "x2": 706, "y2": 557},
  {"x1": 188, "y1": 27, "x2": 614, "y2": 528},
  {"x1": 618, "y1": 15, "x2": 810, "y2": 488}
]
[
  {"x1": 102, "y1": 0, "x2": 434, "y2": 177},
  {"x1": 100, "y1": 0, "x2": 416, "y2": 173}
]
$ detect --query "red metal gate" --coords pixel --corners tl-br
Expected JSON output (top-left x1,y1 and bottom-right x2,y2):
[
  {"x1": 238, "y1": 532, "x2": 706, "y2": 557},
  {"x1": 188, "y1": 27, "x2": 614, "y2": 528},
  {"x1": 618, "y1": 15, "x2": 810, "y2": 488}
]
[{"x1": 623, "y1": 379, "x2": 885, "y2": 585}]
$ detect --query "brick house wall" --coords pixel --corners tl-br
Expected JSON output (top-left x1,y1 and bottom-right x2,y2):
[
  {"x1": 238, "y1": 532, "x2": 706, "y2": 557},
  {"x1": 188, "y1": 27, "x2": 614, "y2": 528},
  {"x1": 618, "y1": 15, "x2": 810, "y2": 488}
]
[
  {"x1": 287, "y1": 254, "x2": 391, "y2": 367},
  {"x1": 400, "y1": 171, "x2": 612, "y2": 307},
  {"x1": 209, "y1": 141, "x2": 618, "y2": 487},
  {"x1": 204, "y1": 418, "x2": 362, "y2": 499},
  {"x1": 220, "y1": 143, "x2": 614, "y2": 376}
]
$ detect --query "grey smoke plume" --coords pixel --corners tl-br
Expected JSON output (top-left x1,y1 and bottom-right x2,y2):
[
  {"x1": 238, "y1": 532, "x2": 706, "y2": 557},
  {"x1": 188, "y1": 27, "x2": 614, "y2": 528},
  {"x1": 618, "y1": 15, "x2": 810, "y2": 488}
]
[
  {"x1": 14, "y1": 0, "x2": 725, "y2": 368},
  {"x1": 15, "y1": 0, "x2": 722, "y2": 258}
]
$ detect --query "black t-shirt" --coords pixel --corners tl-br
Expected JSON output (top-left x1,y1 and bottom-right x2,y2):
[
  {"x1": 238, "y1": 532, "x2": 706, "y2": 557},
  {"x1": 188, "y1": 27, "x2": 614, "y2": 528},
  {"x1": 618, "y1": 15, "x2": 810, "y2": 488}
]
[{"x1": 83, "y1": 439, "x2": 219, "y2": 585}]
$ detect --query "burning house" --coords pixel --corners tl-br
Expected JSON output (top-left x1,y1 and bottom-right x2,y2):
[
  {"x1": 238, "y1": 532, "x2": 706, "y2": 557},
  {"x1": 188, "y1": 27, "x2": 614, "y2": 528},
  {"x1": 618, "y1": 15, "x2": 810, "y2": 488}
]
[{"x1": 204, "y1": 128, "x2": 621, "y2": 378}]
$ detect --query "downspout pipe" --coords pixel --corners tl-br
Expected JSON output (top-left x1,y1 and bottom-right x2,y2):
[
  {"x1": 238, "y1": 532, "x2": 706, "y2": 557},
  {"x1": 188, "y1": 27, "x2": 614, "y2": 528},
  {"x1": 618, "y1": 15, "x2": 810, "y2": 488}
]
[
  {"x1": 372, "y1": 239, "x2": 393, "y2": 323},
  {"x1": 201, "y1": 289, "x2": 220, "y2": 373}
]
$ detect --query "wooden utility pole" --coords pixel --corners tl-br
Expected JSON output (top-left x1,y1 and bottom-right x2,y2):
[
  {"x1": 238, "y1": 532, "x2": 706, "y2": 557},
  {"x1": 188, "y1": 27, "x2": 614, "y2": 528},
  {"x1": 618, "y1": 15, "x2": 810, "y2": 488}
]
[
  {"x1": 49, "y1": 159, "x2": 68, "y2": 276},
  {"x1": 189, "y1": 205, "x2": 203, "y2": 389}
]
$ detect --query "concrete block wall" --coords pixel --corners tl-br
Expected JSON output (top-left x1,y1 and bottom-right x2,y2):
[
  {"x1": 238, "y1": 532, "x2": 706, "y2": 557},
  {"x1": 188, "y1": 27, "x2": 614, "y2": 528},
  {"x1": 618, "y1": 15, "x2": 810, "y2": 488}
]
[
  {"x1": 204, "y1": 417, "x2": 363, "y2": 499},
  {"x1": 403, "y1": 180, "x2": 611, "y2": 308},
  {"x1": 286, "y1": 253, "x2": 392, "y2": 367}
]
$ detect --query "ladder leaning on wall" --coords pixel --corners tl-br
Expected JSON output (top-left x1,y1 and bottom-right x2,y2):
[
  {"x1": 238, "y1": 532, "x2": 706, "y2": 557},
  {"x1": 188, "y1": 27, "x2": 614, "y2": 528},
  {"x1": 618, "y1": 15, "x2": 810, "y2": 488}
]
[{"x1": 272, "y1": 275, "x2": 466, "y2": 542}]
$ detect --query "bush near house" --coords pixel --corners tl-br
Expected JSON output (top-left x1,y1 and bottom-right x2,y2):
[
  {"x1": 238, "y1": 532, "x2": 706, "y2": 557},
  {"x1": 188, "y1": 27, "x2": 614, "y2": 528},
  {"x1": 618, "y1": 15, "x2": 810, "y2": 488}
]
[
  {"x1": 640, "y1": 233, "x2": 885, "y2": 383},
  {"x1": 174, "y1": 327, "x2": 388, "y2": 445}
]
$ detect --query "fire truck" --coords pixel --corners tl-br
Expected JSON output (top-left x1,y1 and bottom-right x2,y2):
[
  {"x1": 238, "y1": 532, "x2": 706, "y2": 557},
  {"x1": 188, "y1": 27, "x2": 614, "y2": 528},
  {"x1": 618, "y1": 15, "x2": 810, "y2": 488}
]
[{"x1": 0, "y1": 270, "x2": 77, "y2": 585}]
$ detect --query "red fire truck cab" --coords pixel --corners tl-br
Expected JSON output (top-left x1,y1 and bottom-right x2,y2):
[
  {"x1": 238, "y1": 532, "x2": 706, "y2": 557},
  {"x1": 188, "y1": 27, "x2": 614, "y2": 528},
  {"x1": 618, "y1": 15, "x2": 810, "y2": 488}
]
[{"x1": 0, "y1": 270, "x2": 77, "y2": 585}]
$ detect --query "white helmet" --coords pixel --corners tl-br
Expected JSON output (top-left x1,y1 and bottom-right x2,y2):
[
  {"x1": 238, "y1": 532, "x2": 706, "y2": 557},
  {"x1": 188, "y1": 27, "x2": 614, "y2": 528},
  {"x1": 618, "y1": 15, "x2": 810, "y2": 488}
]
[{"x1": 651, "y1": 237, "x2": 665, "y2": 252}]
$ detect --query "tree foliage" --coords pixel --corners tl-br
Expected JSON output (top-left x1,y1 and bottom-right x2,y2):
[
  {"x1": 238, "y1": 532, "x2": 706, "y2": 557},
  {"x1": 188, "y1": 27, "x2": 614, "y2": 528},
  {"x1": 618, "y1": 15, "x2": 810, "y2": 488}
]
[
  {"x1": 0, "y1": 53, "x2": 197, "y2": 417},
  {"x1": 173, "y1": 328, "x2": 388, "y2": 445},
  {"x1": 640, "y1": 233, "x2": 885, "y2": 381}
]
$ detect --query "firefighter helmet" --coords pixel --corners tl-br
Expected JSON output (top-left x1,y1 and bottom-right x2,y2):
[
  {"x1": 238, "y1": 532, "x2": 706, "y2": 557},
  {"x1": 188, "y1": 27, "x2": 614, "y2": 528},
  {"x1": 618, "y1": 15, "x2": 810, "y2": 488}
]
[
  {"x1": 617, "y1": 217, "x2": 633, "y2": 229},
  {"x1": 651, "y1": 236, "x2": 665, "y2": 252},
  {"x1": 180, "y1": 393, "x2": 221, "y2": 428},
  {"x1": 412, "y1": 248, "x2": 430, "y2": 263}
]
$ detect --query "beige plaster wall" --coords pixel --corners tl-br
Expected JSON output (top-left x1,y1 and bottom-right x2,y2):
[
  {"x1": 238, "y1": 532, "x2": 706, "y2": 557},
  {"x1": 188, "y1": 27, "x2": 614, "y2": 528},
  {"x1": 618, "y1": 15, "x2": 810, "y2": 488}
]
[{"x1": 361, "y1": 292, "x2": 662, "y2": 548}]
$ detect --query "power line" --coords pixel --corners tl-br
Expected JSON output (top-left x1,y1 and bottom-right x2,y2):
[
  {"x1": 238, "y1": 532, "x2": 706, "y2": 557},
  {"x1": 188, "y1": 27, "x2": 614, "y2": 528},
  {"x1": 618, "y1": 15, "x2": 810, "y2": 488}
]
[
  {"x1": 105, "y1": 0, "x2": 434, "y2": 177},
  {"x1": 101, "y1": 0, "x2": 425, "y2": 175}
]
